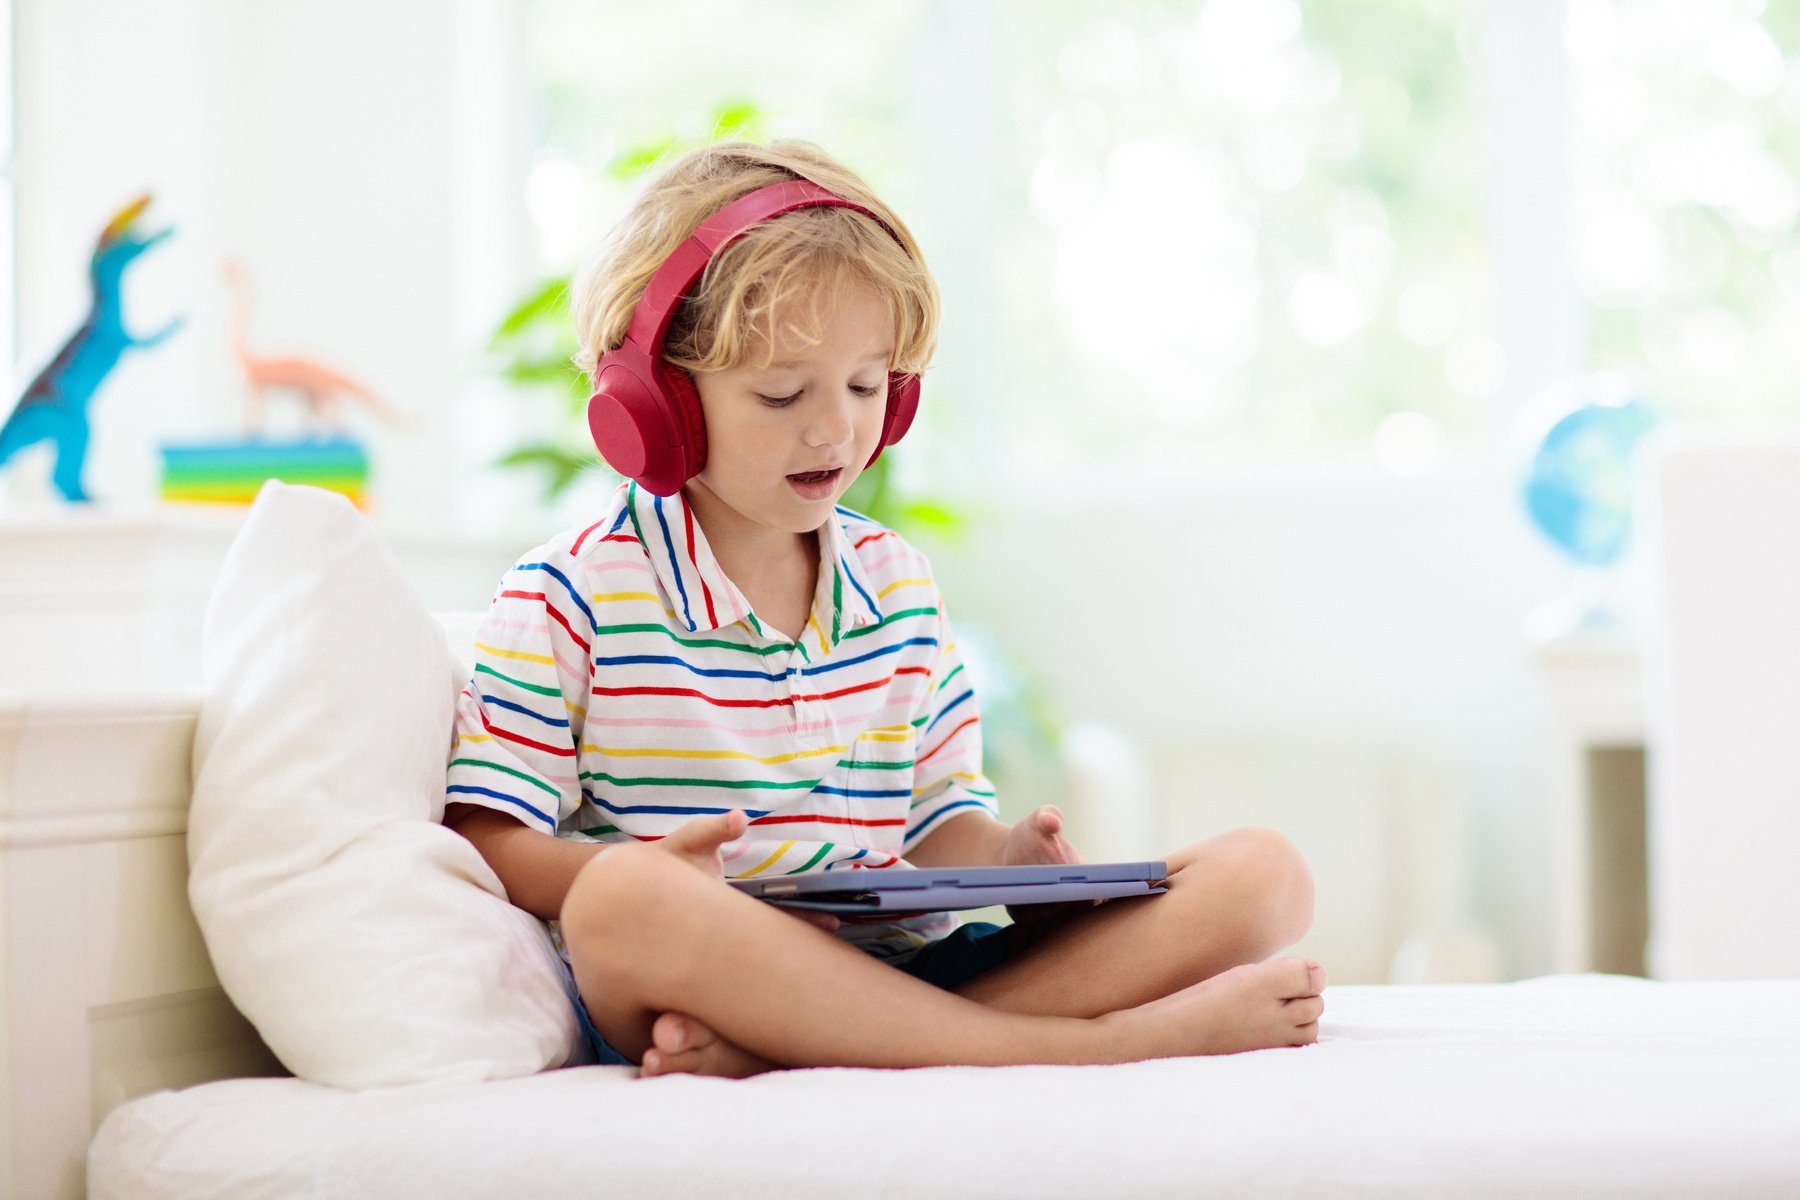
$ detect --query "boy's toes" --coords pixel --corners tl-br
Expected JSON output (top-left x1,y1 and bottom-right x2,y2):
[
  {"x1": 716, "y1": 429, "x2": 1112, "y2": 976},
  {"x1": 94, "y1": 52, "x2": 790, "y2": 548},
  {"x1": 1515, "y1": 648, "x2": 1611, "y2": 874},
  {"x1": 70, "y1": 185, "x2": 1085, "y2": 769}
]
[
  {"x1": 1277, "y1": 957, "x2": 1327, "y2": 999},
  {"x1": 649, "y1": 1040, "x2": 772, "y2": 1079},
  {"x1": 1284, "y1": 994, "x2": 1325, "y2": 1026},
  {"x1": 652, "y1": 1011, "x2": 708, "y2": 1056},
  {"x1": 641, "y1": 1045, "x2": 701, "y2": 1077},
  {"x1": 642, "y1": 1012, "x2": 774, "y2": 1079}
]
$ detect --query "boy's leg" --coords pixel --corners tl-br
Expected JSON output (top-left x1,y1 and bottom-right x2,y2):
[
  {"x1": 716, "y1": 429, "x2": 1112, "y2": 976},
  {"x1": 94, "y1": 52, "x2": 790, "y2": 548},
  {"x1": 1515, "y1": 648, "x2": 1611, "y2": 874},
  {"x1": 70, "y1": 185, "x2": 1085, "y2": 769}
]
[
  {"x1": 561, "y1": 836, "x2": 1324, "y2": 1071},
  {"x1": 636, "y1": 824, "x2": 1320, "y2": 1076},
  {"x1": 955, "y1": 825, "x2": 1317, "y2": 1017}
]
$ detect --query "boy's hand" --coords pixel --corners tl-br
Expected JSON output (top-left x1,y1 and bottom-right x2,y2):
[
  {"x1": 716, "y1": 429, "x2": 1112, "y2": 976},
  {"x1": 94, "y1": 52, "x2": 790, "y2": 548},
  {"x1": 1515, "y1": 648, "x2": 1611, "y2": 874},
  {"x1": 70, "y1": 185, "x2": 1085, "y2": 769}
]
[
  {"x1": 998, "y1": 805, "x2": 1082, "y2": 868},
  {"x1": 998, "y1": 805, "x2": 1090, "y2": 927},
  {"x1": 654, "y1": 809, "x2": 750, "y2": 876},
  {"x1": 653, "y1": 809, "x2": 840, "y2": 933}
]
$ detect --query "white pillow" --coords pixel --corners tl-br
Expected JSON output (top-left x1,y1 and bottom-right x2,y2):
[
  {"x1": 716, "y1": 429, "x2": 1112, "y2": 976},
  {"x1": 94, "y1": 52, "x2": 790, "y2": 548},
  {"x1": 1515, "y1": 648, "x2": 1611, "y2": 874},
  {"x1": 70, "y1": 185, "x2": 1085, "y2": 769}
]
[{"x1": 187, "y1": 481, "x2": 577, "y2": 1087}]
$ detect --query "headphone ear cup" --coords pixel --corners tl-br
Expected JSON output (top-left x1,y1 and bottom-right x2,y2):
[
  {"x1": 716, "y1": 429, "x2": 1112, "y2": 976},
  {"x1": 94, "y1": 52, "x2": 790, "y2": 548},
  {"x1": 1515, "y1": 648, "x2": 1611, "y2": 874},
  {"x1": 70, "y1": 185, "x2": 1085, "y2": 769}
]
[
  {"x1": 588, "y1": 351, "x2": 668, "y2": 486},
  {"x1": 587, "y1": 344, "x2": 703, "y2": 496},
  {"x1": 656, "y1": 361, "x2": 708, "y2": 485},
  {"x1": 866, "y1": 371, "x2": 921, "y2": 468}
]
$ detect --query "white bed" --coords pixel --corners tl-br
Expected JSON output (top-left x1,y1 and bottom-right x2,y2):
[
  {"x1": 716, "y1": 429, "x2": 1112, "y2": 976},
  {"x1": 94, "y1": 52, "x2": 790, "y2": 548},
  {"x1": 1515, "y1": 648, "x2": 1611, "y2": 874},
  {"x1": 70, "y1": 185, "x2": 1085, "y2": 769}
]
[{"x1": 86, "y1": 975, "x2": 1800, "y2": 1199}]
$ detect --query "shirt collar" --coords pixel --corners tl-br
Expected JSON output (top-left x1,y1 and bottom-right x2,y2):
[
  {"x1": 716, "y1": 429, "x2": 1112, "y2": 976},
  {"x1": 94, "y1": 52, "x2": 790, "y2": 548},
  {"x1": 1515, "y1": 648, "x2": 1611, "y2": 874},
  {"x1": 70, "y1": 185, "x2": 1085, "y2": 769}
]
[
  {"x1": 628, "y1": 485, "x2": 883, "y2": 642},
  {"x1": 814, "y1": 506, "x2": 884, "y2": 647},
  {"x1": 628, "y1": 483, "x2": 752, "y2": 634}
]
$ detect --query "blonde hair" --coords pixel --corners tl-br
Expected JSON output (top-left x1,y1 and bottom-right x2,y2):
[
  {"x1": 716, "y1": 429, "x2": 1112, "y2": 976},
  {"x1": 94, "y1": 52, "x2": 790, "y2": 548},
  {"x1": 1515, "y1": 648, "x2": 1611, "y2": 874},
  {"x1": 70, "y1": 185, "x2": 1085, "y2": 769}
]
[{"x1": 572, "y1": 140, "x2": 939, "y2": 383}]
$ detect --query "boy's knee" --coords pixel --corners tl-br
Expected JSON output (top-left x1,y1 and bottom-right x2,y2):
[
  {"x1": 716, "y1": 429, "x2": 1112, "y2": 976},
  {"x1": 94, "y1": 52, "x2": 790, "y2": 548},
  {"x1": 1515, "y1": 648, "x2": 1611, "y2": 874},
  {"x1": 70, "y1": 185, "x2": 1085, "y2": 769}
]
[
  {"x1": 559, "y1": 843, "x2": 679, "y2": 954},
  {"x1": 561, "y1": 845, "x2": 743, "y2": 1005},
  {"x1": 1186, "y1": 826, "x2": 1314, "y2": 945},
  {"x1": 1228, "y1": 825, "x2": 1314, "y2": 942}
]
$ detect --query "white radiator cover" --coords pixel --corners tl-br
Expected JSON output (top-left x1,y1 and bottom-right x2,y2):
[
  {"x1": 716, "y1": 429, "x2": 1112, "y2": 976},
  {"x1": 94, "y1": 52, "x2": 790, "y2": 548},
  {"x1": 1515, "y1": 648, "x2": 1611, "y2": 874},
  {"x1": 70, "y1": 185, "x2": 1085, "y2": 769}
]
[
  {"x1": 0, "y1": 506, "x2": 244, "y2": 696},
  {"x1": 1142, "y1": 735, "x2": 1488, "y2": 986}
]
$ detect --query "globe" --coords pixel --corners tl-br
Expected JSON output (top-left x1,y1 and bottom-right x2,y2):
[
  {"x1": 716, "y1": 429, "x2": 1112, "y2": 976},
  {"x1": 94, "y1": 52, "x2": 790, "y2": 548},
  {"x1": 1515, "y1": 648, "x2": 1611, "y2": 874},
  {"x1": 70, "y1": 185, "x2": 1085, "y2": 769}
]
[{"x1": 1518, "y1": 374, "x2": 1658, "y2": 568}]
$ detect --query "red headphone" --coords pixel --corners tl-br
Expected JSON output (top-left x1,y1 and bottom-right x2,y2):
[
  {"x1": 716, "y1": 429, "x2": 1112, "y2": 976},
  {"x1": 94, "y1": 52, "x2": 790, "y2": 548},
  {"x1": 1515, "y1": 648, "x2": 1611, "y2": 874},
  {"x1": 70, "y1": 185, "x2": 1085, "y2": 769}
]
[{"x1": 586, "y1": 179, "x2": 923, "y2": 496}]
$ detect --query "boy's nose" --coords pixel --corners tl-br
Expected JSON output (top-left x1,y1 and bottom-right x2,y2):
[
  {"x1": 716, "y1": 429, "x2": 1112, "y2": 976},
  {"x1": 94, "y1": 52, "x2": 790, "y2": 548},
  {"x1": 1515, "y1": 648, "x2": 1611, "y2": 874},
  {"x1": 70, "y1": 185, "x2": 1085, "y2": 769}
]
[{"x1": 804, "y1": 394, "x2": 856, "y2": 447}]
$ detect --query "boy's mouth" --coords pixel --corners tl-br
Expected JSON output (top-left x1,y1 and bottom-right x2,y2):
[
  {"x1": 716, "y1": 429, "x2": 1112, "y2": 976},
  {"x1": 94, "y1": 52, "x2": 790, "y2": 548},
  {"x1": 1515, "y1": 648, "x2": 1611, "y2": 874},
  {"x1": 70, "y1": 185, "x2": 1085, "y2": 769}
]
[{"x1": 786, "y1": 467, "x2": 843, "y2": 498}]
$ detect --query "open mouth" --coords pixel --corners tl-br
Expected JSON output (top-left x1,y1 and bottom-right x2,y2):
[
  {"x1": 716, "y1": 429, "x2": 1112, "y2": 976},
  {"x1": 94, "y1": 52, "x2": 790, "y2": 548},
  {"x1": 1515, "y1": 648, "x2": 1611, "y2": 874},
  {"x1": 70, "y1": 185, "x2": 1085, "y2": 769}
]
[
  {"x1": 786, "y1": 468, "x2": 840, "y2": 485},
  {"x1": 786, "y1": 467, "x2": 844, "y2": 498}
]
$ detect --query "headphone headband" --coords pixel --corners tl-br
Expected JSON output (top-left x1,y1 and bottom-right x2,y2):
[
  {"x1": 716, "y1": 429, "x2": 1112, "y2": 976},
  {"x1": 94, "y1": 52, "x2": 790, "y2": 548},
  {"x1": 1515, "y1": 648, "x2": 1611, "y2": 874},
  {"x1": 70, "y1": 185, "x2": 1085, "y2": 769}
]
[{"x1": 623, "y1": 179, "x2": 900, "y2": 359}]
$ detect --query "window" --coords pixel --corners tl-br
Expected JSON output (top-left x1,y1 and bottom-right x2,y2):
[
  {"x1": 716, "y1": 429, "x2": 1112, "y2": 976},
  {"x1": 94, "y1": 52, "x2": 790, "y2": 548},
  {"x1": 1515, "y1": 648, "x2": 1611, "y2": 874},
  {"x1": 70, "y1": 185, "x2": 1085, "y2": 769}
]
[
  {"x1": 519, "y1": 1, "x2": 1491, "y2": 484},
  {"x1": 1000, "y1": 0, "x2": 1493, "y2": 475},
  {"x1": 1568, "y1": 0, "x2": 1800, "y2": 423},
  {"x1": 520, "y1": 1, "x2": 925, "y2": 275},
  {"x1": 514, "y1": 1, "x2": 1795, "y2": 492}
]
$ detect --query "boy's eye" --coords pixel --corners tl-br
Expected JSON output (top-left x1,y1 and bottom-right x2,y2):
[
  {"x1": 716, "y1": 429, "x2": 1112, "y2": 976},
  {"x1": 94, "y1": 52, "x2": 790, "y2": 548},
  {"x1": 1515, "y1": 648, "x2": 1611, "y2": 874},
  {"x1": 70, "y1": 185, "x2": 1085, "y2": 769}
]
[{"x1": 757, "y1": 384, "x2": 883, "y2": 406}]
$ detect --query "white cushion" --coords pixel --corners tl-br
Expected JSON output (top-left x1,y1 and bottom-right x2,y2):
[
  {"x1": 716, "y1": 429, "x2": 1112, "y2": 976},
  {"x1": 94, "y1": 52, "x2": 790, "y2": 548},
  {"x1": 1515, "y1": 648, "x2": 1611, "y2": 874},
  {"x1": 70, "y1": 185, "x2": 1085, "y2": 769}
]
[{"x1": 187, "y1": 481, "x2": 576, "y2": 1087}]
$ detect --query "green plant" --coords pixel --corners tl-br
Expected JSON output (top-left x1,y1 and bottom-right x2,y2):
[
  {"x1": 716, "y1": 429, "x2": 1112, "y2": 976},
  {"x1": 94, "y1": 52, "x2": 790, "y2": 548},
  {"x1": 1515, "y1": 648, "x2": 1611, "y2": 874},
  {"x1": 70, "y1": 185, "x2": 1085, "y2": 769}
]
[{"x1": 487, "y1": 273, "x2": 594, "y2": 497}]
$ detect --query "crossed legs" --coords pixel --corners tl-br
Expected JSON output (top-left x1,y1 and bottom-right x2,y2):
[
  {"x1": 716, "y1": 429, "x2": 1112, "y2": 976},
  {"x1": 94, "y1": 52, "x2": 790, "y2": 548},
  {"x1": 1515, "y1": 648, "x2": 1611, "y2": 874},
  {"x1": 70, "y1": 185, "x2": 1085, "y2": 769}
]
[{"x1": 562, "y1": 825, "x2": 1322, "y2": 1074}]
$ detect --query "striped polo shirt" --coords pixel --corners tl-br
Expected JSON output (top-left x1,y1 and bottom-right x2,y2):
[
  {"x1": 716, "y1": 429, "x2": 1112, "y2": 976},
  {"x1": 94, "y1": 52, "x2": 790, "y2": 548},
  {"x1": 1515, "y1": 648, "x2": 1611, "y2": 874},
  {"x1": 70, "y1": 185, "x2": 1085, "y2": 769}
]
[{"x1": 446, "y1": 480, "x2": 997, "y2": 954}]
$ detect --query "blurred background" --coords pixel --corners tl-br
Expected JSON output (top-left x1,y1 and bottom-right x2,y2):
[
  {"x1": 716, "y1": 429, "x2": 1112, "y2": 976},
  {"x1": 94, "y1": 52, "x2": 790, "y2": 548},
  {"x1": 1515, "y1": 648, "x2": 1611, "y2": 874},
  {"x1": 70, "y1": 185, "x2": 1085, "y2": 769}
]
[{"x1": 5, "y1": 0, "x2": 1798, "y2": 984}]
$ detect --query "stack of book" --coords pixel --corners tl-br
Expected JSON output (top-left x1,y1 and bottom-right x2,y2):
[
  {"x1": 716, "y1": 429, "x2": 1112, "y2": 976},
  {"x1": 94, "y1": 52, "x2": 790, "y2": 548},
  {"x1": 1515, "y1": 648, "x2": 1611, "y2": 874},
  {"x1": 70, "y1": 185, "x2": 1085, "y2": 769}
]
[{"x1": 158, "y1": 438, "x2": 370, "y2": 508}]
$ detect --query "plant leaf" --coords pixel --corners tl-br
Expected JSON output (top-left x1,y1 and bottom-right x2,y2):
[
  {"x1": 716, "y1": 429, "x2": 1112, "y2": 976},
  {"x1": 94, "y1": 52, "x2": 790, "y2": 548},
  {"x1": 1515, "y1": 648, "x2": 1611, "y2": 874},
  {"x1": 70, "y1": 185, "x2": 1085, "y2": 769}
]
[
  {"x1": 501, "y1": 358, "x2": 585, "y2": 388},
  {"x1": 897, "y1": 500, "x2": 964, "y2": 537},
  {"x1": 490, "y1": 277, "x2": 573, "y2": 347}
]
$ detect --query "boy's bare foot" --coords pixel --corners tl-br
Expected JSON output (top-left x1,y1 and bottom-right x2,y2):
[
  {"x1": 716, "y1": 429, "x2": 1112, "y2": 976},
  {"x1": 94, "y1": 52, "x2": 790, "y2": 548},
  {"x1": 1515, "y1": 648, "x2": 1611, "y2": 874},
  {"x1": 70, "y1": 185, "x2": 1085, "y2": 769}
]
[
  {"x1": 638, "y1": 1012, "x2": 777, "y2": 1079},
  {"x1": 1103, "y1": 956, "x2": 1326, "y2": 1060},
  {"x1": 635, "y1": 959, "x2": 1324, "y2": 1076}
]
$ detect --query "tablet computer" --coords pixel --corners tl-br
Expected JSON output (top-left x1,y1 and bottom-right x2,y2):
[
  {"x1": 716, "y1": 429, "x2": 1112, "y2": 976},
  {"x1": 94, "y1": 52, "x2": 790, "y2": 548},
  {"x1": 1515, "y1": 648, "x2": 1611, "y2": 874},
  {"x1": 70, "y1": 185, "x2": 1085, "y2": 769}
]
[{"x1": 728, "y1": 860, "x2": 1168, "y2": 914}]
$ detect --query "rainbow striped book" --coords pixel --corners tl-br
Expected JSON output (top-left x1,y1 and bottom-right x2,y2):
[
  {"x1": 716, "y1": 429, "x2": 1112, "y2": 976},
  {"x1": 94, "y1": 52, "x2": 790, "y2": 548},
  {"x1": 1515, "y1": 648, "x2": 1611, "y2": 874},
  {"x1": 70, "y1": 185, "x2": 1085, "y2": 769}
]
[{"x1": 158, "y1": 437, "x2": 370, "y2": 508}]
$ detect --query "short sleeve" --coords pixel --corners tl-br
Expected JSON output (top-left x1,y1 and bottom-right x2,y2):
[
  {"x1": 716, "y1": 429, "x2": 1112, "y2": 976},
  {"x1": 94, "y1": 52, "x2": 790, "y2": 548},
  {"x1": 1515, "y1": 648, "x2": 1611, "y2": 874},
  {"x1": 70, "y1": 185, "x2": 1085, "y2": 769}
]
[
  {"x1": 902, "y1": 599, "x2": 999, "y2": 852},
  {"x1": 445, "y1": 554, "x2": 595, "y2": 835}
]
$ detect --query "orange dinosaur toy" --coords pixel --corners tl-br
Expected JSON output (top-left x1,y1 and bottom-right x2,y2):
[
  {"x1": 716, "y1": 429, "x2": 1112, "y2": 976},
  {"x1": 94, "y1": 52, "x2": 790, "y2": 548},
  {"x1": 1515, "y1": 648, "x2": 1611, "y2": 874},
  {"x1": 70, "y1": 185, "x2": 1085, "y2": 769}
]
[{"x1": 223, "y1": 260, "x2": 402, "y2": 432}]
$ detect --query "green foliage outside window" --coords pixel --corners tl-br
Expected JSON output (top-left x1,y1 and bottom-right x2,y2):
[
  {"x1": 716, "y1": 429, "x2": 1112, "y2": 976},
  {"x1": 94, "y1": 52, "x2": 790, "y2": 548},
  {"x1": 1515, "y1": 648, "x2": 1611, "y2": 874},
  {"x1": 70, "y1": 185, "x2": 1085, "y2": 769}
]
[
  {"x1": 1569, "y1": 0, "x2": 1800, "y2": 424},
  {"x1": 999, "y1": 0, "x2": 1491, "y2": 468}
]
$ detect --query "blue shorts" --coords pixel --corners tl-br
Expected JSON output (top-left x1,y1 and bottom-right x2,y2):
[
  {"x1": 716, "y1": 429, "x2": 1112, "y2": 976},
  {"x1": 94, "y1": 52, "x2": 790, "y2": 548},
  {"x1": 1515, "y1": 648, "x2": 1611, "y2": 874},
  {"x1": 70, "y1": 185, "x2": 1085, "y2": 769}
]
[{"x1": 561, "y1": 920, "x2": 1023, "y2": 1068}]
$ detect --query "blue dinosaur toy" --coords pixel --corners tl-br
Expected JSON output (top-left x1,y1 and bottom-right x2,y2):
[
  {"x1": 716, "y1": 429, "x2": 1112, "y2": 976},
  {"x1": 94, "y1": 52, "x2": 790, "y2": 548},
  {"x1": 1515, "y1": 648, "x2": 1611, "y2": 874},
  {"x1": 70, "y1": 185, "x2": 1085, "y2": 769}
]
[{"x1": 0, "y1": 194, "x2": 182, "y2": 501}]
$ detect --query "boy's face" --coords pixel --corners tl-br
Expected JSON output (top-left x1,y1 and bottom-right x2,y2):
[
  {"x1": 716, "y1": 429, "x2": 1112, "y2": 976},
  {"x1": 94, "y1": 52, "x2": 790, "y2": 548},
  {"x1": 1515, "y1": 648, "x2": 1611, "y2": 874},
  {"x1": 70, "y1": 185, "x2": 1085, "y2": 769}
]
[{"x1": 687, "y1": 280, "x2": 894, "y2": 542}]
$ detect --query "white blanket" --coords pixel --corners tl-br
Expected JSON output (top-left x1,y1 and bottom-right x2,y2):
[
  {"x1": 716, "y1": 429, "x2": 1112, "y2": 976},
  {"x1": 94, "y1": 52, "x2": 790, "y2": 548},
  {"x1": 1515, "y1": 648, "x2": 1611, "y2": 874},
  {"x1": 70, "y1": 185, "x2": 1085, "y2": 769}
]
[{"x1": 89, "y1": 976, "x2": 1800, "y2": 1199}]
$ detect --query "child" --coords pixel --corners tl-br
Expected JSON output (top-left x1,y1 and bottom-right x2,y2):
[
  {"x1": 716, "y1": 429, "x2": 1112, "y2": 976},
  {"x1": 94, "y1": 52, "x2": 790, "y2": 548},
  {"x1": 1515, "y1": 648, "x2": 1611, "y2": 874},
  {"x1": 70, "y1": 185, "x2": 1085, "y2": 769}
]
[{"x1": 445, "y1": 139, "x2": 1324, "y2": 1077}]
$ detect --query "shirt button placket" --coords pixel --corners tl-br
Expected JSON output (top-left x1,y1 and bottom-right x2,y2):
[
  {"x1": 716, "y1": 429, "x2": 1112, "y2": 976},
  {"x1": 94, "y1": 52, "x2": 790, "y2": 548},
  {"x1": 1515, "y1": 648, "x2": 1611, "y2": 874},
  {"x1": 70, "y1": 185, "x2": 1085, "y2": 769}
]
[
  {"x1": 771, "y1": 649, "x2": 794, "y2": 751},
  {"x1": 791, "y1": 660, "x2": 818, "y2": 754}
]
